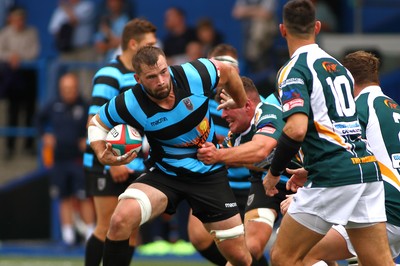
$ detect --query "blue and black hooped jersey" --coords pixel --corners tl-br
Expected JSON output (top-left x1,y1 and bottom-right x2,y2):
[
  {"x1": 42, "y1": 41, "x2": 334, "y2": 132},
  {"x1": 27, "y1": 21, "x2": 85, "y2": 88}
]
[
  {"x1": 84, "y1": 56, "x2": 145, "y2": 173},
  {"x1": 99, "y1": 58, "x2": 224, "y2": 176}
]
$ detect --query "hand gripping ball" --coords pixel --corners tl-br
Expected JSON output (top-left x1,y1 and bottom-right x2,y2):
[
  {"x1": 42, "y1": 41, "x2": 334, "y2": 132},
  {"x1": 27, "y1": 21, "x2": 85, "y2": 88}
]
[{"x1": 106, "y1": 124, "x2": 142, "y2": 156}]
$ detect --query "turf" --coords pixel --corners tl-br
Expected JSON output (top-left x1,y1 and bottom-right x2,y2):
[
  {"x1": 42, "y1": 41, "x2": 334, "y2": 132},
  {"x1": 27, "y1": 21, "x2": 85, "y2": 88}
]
[{"x1": 0, "y1": 257, "x2": 213, "y2": 266}]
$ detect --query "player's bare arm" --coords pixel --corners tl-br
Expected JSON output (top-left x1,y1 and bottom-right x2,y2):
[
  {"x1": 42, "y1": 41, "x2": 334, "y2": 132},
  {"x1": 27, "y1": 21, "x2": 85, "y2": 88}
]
[
  {"x1": 263, "y1": 113, "x2": 307, "y2": 196},
  {"x1": 198, "y1": 134, "x2": 276, "y2": 169},
  {"x1": 88, "y1": 115, "x2": 137, "y2": 166},
  {"x1": 212, "y1": 60, "x2": 247, "y2": 109}
]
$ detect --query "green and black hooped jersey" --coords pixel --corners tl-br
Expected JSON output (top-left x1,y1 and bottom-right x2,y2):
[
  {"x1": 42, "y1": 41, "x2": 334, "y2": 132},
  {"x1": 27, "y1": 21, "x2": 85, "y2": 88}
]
[
  {"x1": 223, "y1": 93, "x2": 285, "y2": 178},
  {"x1": 276, "y1": 44, "x2": 381, "y2": 187},
  {"x1": 355, "y1": 86, "x2": 400, "y2": 226}
]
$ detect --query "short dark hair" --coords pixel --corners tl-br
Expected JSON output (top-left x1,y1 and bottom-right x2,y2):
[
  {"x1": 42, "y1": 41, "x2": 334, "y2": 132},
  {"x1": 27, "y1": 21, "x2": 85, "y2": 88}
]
[
  {"x1": 283, "y1": 0, "x2": 315, "y2": 36},
  {"x1": 241, "y1": 76, "x2": 260, "y2": 104},
  {"x1": 132, "y1": 46, "x2": 166, "y2": 74},
  {"x1": 121, "y1": 18, "x2": 157, "y2": 51},
  {"x1": 342, "y1": 50, "x2": 380, "y2": 86},
  {"x1": 208, "y1": 44, "x2": 238, "y2": 59}
]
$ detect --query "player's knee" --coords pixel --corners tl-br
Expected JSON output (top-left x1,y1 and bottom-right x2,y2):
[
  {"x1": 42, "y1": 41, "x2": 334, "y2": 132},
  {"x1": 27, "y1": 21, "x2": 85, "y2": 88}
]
[
  {"x1": 210, "y1": 224, "x2": 244, "y2": 243},
  {"x1": 246, "y1": 238, "x2": 264, "y2": 258},
  {"x1": 189, "y1": 228, "x2": 212, "y2": 249},
  {"x1": 269, "y1": 245, "x2": 282, "y2": 265},
  {"x1": 245, "y1": 208, "x2": 276, "y2": 228},
  {"x1": 118, "y1": 188, "x2": 152, "y2": 225}
]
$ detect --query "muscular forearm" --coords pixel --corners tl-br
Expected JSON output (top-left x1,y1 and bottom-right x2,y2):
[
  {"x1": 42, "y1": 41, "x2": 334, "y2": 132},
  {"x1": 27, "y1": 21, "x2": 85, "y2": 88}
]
[
  {"x1": 219, "y1": 135, "x2": 276, "y2": 166},
  {"x1": 225, "y1": 67, "x2": 247, "y2": 108}
]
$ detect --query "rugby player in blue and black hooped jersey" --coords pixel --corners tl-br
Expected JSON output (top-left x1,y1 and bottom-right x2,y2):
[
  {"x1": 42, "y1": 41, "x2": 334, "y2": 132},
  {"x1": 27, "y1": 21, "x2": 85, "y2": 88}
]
[
  {"x1": 88, "y1": 46, "x2": 256, "y2": 266},
  {"x1": 83, "y1": 18, "x2": 157, "y2": 266}
]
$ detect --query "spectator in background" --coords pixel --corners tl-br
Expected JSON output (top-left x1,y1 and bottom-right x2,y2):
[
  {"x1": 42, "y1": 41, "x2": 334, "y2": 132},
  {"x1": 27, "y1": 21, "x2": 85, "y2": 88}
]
[
  {"x1": 195, "y1": 18, "x2": 223, "y2": 57},
  {"x1": 48, "y1": 0, "x2": 96, "y2": 100},
  {"x1": 36, "y1": 73, "x2": 95, "y2": 247},
  {"x1": 0, "y1": 0, "x2": 14, "y2": 28},
  {"x1": 93, "y1": 0, "x2": 131, "y2": 62},
  {"x1": 0, "y1": 7, "x2": 40, "y2": 159},
  {"x1": 48, "y1": 0, "x2": 96, "y2": 60},
  {"x1": 162, "y1": 7, "x2": 198, "y2": 65},
  {"x1": 185, "y1": 40, "x2": 204, "y2": 61},
  {"x1": 232, "y1": 0, "x2": 278, "y2": 72}
]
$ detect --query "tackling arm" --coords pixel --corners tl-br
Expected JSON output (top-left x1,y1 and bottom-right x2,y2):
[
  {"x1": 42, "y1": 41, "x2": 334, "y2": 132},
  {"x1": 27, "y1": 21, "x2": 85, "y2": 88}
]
[
  {"x1": 212, "y1": 60, "x2": 248, "y2": 109},
  {"x1": 198, "y1": 133, "x2": 277, "y2": 168}
]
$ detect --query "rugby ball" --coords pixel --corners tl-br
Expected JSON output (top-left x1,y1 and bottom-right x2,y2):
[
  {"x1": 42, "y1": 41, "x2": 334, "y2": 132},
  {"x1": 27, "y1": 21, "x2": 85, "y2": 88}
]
[{"x1": 106, "y1": 124, "x2": 142, "y2": 155}]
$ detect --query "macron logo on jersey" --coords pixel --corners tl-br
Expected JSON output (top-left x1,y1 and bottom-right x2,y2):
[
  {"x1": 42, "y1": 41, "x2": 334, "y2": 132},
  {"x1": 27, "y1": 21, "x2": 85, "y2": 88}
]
[{"x1": 151, "y1": 117, "x2": 168, "y2": 126}]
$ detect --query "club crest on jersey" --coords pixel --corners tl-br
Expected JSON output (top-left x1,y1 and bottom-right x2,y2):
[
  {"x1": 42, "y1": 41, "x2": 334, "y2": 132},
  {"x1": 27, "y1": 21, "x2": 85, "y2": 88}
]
[
  {"x1": 384, "y1": 99, "x2": 399, "y2": 110},
  {"x1": 183, "y1": 97, "x2": 193, "y2": 111},
  {"x1": 322, "y1": 61, "x2": 338, "y2": 73}
]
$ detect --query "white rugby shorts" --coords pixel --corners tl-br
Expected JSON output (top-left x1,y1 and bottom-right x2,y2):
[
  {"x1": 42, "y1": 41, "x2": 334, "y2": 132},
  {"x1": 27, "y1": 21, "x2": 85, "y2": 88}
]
[
  {"x1": 287, "y1": 182, "x2": 386, "y2": 234},
  {"x1": 333, "y1": 223, "x2": 400, "y2": 259}
]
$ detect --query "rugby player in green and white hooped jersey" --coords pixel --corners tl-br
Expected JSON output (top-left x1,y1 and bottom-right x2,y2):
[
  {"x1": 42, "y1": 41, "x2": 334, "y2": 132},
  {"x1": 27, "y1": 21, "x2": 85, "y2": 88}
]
[
  {"x1": 262, "y1": 0, "x2": 393, "y2": 265},
  {"x1": 299, "y1": 50, "x2": 400, "y2": 265},
  {"x1": 342, "y1": 50, "x2": 400, "y2": 262}
]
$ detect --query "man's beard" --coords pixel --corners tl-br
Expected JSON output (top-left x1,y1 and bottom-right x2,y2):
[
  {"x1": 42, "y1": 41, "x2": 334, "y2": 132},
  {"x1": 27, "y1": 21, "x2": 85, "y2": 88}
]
[{"x1": 143, "y1": 84, "x2": 172, "y2": 100}]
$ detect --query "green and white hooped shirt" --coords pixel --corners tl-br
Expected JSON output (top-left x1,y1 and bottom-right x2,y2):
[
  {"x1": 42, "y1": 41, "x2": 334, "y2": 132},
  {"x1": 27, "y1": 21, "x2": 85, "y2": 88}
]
[
  {"x1": 355, "y1": 86, "x2": 400, "y2": 226},
  {"x1": 276, "y1": 44, "x2": 381, "y2": 188}
]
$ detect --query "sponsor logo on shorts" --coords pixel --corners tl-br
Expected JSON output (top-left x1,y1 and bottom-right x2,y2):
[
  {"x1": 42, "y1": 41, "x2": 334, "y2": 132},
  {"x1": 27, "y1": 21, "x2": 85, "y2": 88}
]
[
  {"x1": 247, "y1": 194, "x2": 254, "y2": 206},
  {"x1": 98, "y1": 178, "x2": 106, "y2": 191},
  {"x1": 225, "y1": 202, "x2": 237, "y2": 208}
]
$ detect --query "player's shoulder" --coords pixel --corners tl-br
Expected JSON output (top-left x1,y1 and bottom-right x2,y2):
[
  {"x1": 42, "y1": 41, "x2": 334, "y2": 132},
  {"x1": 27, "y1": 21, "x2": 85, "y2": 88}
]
[
  {"x1": 94, "y1": 59, "x2": 130, "y2": 77},
  {"x1": 177, "y1": 58, "x2": 214, "y2": 72}
]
